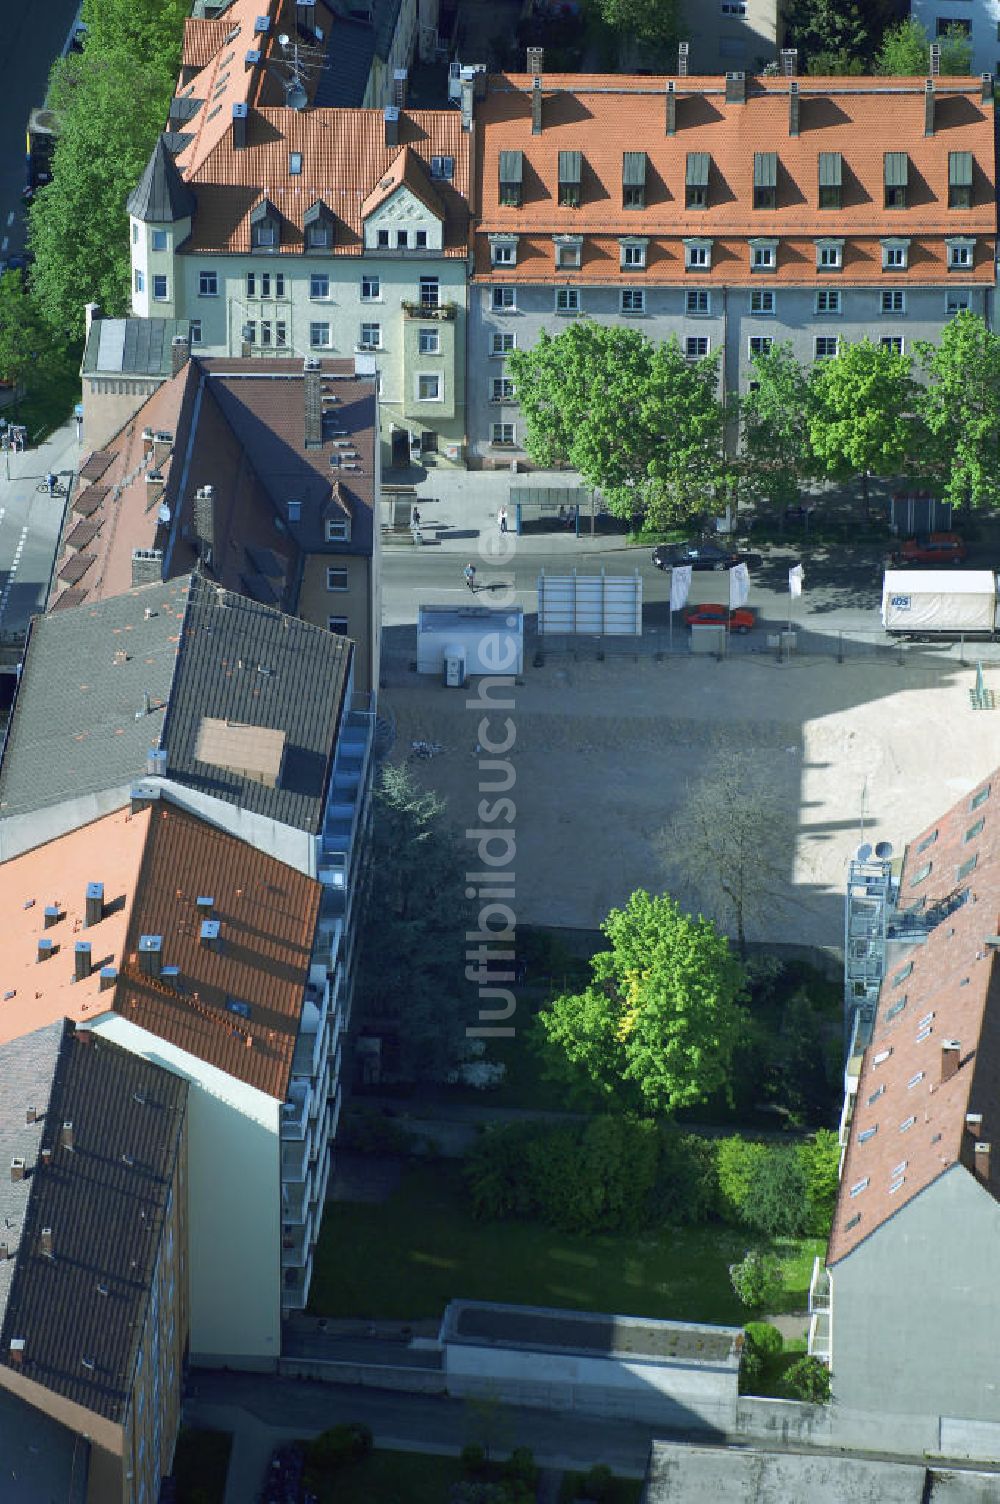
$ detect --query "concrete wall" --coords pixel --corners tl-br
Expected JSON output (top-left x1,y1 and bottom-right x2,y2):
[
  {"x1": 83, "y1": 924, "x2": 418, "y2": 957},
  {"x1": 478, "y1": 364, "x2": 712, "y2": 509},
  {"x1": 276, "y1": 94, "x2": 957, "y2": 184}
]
[
  {"x1": 298, "y1": 553, "x2": 376, "y2": 691},
  {"x1": 278, "y1": 1357, "x2": 447, "y2": 1393},
  {"x1": 680, "y1": 0, "x2": 780, "y2": 73},
  {"x1": 82, "y1": 378, "x2": 167, "y2": 454},
  {"x1": 830, "y1": 1167, "x2": 1000, "y2": 1426},
  {"x1": 466, "y1": 279, "x2": 991, "y2": 463},
  {"x1": 912, "y1": 0, "x2": 999, "y2": 77}
]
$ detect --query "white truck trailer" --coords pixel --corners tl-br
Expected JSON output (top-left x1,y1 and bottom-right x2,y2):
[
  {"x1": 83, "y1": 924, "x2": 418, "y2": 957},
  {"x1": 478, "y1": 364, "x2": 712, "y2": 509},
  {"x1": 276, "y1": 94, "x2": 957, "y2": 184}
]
[{"x1": 882, "y1": 569, "x2": 1000, "y2": 638}]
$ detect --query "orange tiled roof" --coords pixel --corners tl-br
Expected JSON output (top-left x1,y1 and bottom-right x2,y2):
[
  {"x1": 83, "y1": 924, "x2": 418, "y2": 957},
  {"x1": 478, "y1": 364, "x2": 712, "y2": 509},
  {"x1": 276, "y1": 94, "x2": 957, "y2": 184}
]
[
  {"x1": 181, "y1": 16, "x2": 230, "y2": 70},
  {"x1": 474, "y1": 73, "x2": 996, "y2": 285},
  {"x1": 360, "y1": 145, "x2": 447, "y2": 221},
  {"x1": 828, "y1": 773, "x2": 1000, "y2": 1266},
  {"x1": 178, "y1": 107, "x2": 470, "y2": 256},
  {"x1": 0, "y1": 803, "x2": 320, "y2": 1100}
]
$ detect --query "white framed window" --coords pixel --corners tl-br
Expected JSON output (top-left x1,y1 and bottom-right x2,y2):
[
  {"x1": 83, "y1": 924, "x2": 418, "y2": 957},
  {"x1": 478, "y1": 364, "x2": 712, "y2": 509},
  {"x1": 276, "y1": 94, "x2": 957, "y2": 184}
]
[
  {"x1": 276, "y1": 320, "x2": 286, "y2": 346},
  {"x1": 686, "y1": 289, "x2": 710, "y2": 315},
  {"x1": 246, "y1": 272, "x2": 257, "y2": 299},
  {"x1": 310, "y1": 273, "x2": 330, "y2": 299},
  {"x1": 882, "y1": 238, "x2": 910, "y2": 271},
  {"x1": 377, "y1": 229, "x2": 390, "y2": 248},
  {"x1": 397, "y1": 230, "x2": 409, "y2": 249},
  {"x1": 419, "y1": 276, "x2": 439, "y2": 309},
  {"x1": 947, "y1": 289, "x2": 971, "y2": 315},
  {"x1": 415, "y1": 230, "x2": 428, "y2": 248},
  {"x1": 815, "y1": 335, "x2": 839, "y2": 359},
  {"x1": 492, "y1": 377, "x2": 516, "y2": 401},
  {"x1": 684, "y1": 239, "x2": 712, "y2": 270},
  {"x1": 132, "y1": 223, "x2": 139, "y2": 245},
  {"x1": 418, "y1": 328, "x2": 440, "y2": 354},
  {"x1": 309, "y1": 321, "x2": 331, "y2": 348},
  {"x1": 326, "y1": 519, "x2": 350, "y2": 542},
  {"x1": 554, "y1": 236, "x2": 583, "y2": 270},
  {"x1": 189, "y1": 319, "x2": 202, "y2": 344},
  {"x1": 326, "y1": 567, "x2": 348, "y2": 591},
  {"x1": 751, "y1": 288, "x2": 775, "y2": 315},
  {"x1": 750, "y1": 239, "x2": 777, "y2": 272},
  {"x1": 490, "y1": 236, "x2": 517, "y2": 267},
  {"x1": 360, "y1": 321, "x2": 381, "y2": 348},
  {"x1": 881, "y1": 335, "x2": 904, "y2": 354},
  {"x1": 816, "y1": 239, "x2": 843, "y2": 270},
  {"x1": 556, "y1": 288, "x2": 580, "y2": 314},
  {"x1": 260, "y1": 320, "x2": 272, "y2": 346},
  {"x1": 492, "y1": 422, "x2": 515, "y2": 445},
  {"x1": 947, "y1": 237, "x2": 975, "y2": 269},
  {"x1": 151, "y1": 229, "x2": 168, "y2": 252},
  {"x1": 307, "y1": 223, "x2": 330, "y2": 249},
  {"x1": 287, "y1": 500, "x2": 301, "y2": 522},
  {"x1": 881, "y1": 290, "x2": 905, "y2": 314},
  {"x1": 327, "y1": 616, "x2": 349, "y2": 635},
  {"x1": 134, "y1": 269, "x2": 145, "y2": 294},
  {"x1": 491, "y1": 332, "x2": 516, "y2": 355},
  {"x1": 361, "y1": 274, "x2": 380, "y2": 301},
  {"x1": 152, "y1": 274, "x2": 168, "y2": 301},
  {"x1": 430, "y1": 154, "x2": 454, "y2": 180},
  {"x1": 620, "y1": 239, "x2": 647, "y2": 269},
  {"x1": 199, "y1": 270, "x2": 218, "y2": 297},
  {"x1": 722, "y1": 0, "x2": 746, "y2": 11},
  {"x1": 243, "y1": 320, "x2": 256, "y2": 345},
  {"x1": 815, "y1": 289, "x2": 841, "y2": 315},
  {"x1": 492, "y1": 286, "x2": 516, "y2": 311},
  {"x1": 685, "y1": 335, "x2": 709, "y2": 360},
  {"x1": 749, "y1": 336, "x2": 773, "y2": 359},
  {"x1": 621, "y1": 288, "x2": 645, "y2": 314},
  {"x1": 253, "y1": 221, "x2": 277, "y2": 249},
  {"x1": 417, "y1": 372, "x2": 442, "y2": 401}
]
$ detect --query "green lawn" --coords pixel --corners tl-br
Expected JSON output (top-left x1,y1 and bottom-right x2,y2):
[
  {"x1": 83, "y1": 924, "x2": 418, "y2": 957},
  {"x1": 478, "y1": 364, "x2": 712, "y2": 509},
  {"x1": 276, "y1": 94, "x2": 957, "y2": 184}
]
[
  {"x1": 305, "y1": 1448, "x2": 462, "y2": 1503},
  {"x1": 170, "y1": 1427, "x2": 232, "y2": 1504},
  {"x1": 309, "y1": 1163, "x2": 822, "y2": 1325}
]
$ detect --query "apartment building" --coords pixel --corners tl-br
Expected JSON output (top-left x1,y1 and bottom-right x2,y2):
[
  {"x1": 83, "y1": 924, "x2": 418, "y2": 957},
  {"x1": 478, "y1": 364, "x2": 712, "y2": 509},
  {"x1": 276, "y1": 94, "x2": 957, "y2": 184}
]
[
  {"x1": 0, "y1": 575, "x2": 375, "y2": 1352},
  {"x1": 0, "y1": 1020, "x2": 188, "y2": 1504},
  {"x1": 468, "y1": 67, "x2": 996, "y2": 466},
  {"x1": 911, "y1": 0, "x2": 998, "y2": 76},
  {"x1": 70, "y1": 340, "x2": 381, "y2": 692},
  {"x1": 128, "y1": 0, "x2": 471, "y2": 468},
  {"x1": 813, "y1": 774, "x2": 1000, "y2": 1442}
]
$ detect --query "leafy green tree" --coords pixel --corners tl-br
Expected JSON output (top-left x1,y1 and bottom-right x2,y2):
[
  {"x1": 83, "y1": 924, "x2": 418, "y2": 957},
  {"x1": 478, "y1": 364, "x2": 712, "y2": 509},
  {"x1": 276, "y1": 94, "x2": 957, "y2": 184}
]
[
  {"x1": 766, "y1": 990, "x2": 833, "y2": 1128},
  {"x1": 716, "y1": 1135, "x2": 769, "y2": 1222},
  {"x1": 29, "y1": 51, "x2": 173, "y2": 338},
  {"x1": 781, "y1": 1355, "x2": 832, "y2": 1403},
  {"x1": 876, "y1": 16, "x2": 970, "y2": 74},
  {"x1": 784, "y1": 0, "x2": 867, "y2": 73},
  {"x1": 806, "y1": 338, "x2": 919, "y2": 510},
  {"x1": 0, "y1": 273, "x2": 58, "y2": 396},
  {"x1": 81, "y1": 0, "x2": 189, "y2": 81},
  {"x1": 916, "y1": 312, "x2": 1000, "y2": 511},
  {"x1": 591, "y1": 0, "x2": 679, "y2": 49},
  {"x1": 799, "y1": 1129, "x2": 842, "y2": 1236},
  {"x1": 355, "y1": 764, "x2": 477, "y2": 1081},
  {"x1": 534, "y1": 890, "x2": 747, "y2": 1115},
  {"x1": 729, "y1": 1248, "x2": 783, "y2": 1308},
  {"x1": 738, "y1": 343, "x2": 811, "y2": 509},
  {"x1": 740, "y1": 1146, "x2": 811, "y2": 1237},
  {"x1": 508, "y1": 323, "x2": 726, "y2": 529}
]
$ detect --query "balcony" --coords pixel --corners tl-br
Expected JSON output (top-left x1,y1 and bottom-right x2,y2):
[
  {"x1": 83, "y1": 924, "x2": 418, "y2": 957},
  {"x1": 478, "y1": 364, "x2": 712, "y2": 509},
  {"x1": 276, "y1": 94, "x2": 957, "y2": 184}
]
[
  {"x1": 808, "y1": 1256, "x2": 831, "y2": 1314},
  {"x1": 280, "y1": 1081, "x2": 311, "y2": 1142},
  {"x1": 282, "y1": 1261, "x2": 313, "y2": 1313},
  {"x1": 281, "y1": 1134, "x2": 309, "y2": 1186},
  {"x1": 401, "y1": 300, "x2": 456, "y2": 320}
]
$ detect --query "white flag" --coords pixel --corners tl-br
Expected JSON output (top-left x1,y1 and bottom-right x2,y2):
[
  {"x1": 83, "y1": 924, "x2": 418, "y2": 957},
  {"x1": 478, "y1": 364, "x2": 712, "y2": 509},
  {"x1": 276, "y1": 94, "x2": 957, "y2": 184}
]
[
  {"x1": 729, "y1": 562, "x2": 750, "y2": 609},
  {"x1": 670, "y1": 565, "x2": 692, "y2": 612},
  {"x1": 789, "y1": 563, "x2": 804, "y2": 599}
]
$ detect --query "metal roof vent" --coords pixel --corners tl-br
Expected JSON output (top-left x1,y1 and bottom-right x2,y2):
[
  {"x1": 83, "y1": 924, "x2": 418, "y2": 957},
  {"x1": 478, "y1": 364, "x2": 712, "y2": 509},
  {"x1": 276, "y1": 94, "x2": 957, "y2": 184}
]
[
  {"x1": 138, "y1": 935, "x2": 163, "y2": 978},
  {"x1": 85, "y1": 882, "x2": 104, "y2": 927},
  {"x1": 200, "y1": 919, "x2": 221, "y2": 951}
]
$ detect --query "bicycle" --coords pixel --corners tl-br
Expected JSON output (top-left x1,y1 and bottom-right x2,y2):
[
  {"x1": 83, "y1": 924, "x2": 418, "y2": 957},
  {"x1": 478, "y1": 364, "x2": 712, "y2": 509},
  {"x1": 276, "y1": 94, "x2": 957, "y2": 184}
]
[{"x1": 37, "y1": 480, "x2": 67, "y2": 497}]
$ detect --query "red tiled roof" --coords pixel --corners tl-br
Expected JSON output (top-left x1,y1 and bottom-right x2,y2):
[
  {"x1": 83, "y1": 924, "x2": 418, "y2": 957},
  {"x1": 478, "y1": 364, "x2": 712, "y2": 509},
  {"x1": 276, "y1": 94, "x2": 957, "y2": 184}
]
[
  {"x1": 181, "y1": 15, "x2": 229, "y2": 69},
  {"x1": 74, "y1": 485, "x2": 109, "y2": 518},
  {"x1": 79, "y1": 451, "x2": 116, "y2": 483},
  {"x1": 64, "y1": 519, "x2": 100, "y2": 552},
  {"x1": 474, "y1": 73, "x2": 996, "y2": 285},
  {"x1": 58, "y1": 555, "x2": 95, "y2": 585},
  {"x1": 829, "y1": 773, "x2": 1000, "y2": 1266},
  {"x1": 360, "y1": 145, "x2": 447, "y2": 221}
]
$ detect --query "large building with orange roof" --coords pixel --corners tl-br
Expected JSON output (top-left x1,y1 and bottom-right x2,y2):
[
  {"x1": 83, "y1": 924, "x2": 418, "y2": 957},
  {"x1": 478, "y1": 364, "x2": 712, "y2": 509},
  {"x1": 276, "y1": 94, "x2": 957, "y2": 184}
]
[{"x1": 467, "y1": 63, "x2": 996, "y2": 465}]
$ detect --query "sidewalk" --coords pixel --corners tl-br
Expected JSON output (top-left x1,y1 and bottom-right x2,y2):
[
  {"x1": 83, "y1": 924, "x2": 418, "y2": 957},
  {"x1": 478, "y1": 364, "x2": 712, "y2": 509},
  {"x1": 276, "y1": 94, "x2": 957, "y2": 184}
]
[{"x1": 0, "y1": 416, "x2": 81, "y2": 637}]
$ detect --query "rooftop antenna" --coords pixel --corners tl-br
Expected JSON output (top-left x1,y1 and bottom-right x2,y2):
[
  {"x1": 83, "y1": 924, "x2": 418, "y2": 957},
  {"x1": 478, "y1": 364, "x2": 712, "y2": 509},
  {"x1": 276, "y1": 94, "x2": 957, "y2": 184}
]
[{"x1": 274, "y1": 30, "x2": 325, "y2": 110}]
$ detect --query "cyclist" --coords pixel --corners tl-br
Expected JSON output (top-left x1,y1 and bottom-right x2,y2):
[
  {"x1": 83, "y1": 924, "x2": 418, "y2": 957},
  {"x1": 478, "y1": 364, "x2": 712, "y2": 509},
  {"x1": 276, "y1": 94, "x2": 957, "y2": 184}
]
[{"x1": 46, "y1": 471, "x2": 57, "y2": 496}]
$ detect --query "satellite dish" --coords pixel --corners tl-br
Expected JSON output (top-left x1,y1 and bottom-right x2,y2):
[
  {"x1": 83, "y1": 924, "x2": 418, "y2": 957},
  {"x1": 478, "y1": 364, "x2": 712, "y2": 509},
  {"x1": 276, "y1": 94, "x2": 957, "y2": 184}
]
[
  {"x1": 875, "y1": 840, "x2": 893, "y2": 859},
  {"x1": 287, "y1": 81, "x2": 307, "y2": 110},
  {"x1": 856, "y1": 843, "x2": 873, "y2": 862},
  {"x1": 278, "y1": 31, "x2": 290, "y2": 46}
]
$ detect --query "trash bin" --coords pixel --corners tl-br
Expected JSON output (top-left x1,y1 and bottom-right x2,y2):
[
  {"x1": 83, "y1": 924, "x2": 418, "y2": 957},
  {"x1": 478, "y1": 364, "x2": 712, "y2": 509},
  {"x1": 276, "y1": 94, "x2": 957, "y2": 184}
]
[{"x1": 443, "y1": 645, "x2": 466, "y2": 688}]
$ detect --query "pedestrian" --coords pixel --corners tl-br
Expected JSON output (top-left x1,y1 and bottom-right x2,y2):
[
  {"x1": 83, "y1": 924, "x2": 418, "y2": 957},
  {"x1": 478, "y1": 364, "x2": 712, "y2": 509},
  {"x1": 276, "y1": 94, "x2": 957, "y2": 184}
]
[
  {"x1": 412, "y1": 506, "x2": 421, "y2": 528},
  {"x1": 46, "y1": 471, "x2": 57, "y2": 497},
  {"x1": 463, "y1": 561, "x2": 476, "y2": 593},
  {"x1": 499, "y1": 506, "x2": 508, "y2": 534}
]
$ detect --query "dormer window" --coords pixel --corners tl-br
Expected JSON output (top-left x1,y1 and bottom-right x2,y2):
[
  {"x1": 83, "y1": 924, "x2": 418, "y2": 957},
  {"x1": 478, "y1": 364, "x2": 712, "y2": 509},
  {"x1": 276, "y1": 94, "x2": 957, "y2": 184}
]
[
  {"x1": 620, "y1": 237, "x2": 647, "y2": 270},
  {"x1": 818, "y1": 152, "x2": 842, "y2": 210},
  {"x1": 558, "y1": 150, "x2": 582, "y2": 208},
  {"x1": 303, "y1": 200, "x2": 334, "y2": 251},
  {"x1": 623, "y1": 152, "x2": 646, "y2": 209},
  {"x1": 815, "y1": 238, "x2": 843, "y2": 272},
  {"x1": 947, "y1": 236, "x2": 975, "y2": 270},
  {"x1": 430, "y1": 155, "x2": 454, "y2": 181},
  {"x1": 753, "y1": 152, "x2": 777, "y2": 211},
  {"x1": 684, "y1": 237, "x2": 712, "y2": 271},
  {"x1": 884, "y1": 152, "x2": 908, "y2": 210},
  {"x1": 554, "y1": 235, "x2": 582, "y2": 270},
  {"x1": 499, "y1": 150, "x2": 523, "y2": 208},
  {"x1": 749, "y1": 238, "x2": 778, "y2": 273},
  {"x1": 949, "y1": 151, "x2": 973, "y2": 209},
  {"x1": 882, "y1": 237, "x2": 910, "y2": 271},
  {"x1": 686, "y1": 153, "x2": 709, "y2": 209},
  {"x1": 490, "y1": 235, "x2": 518, "y2": 267},
  {"x1": 250, "y1": 198, "x2": 280, "y2": 251}
]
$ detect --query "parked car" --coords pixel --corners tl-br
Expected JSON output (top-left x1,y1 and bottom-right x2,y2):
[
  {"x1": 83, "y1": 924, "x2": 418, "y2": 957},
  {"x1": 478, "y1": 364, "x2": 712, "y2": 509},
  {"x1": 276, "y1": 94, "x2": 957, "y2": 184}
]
[
  {"x1": 651, "y1": 541, "x2": 762, "y2": 572},
  {"x1": 684, "y1": 603, "x2": 756, "y2": 633},
  {"x1": 890, "y1": 532, "x2": 967, "y2": 567}
]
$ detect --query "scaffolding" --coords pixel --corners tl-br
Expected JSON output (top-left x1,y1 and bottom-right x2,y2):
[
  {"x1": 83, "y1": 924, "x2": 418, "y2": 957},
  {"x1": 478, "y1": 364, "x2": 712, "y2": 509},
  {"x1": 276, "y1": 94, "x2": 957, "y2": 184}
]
[{"x1": 844, "y1": 848, "x2": 895, "y2": 1036}]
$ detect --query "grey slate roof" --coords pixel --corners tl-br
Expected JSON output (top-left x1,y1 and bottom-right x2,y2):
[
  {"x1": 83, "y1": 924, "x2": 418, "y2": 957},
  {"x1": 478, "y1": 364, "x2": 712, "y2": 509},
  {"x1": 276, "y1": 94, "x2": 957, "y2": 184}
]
[
  {"x1": 0, "y1": 1021, "x2": 64, "y2": 1328},
  {"x1": 126, "y1": 134, "x2": 197, "y2": 223},
  {"x1": 443, "y1": 1301, "x2": 740, "y2": 1365},
  {"x1": 315, "y1": 17, "x2": 376, "y2": 108},
  {"x1": 160, "y1": 572, "x2": 351, "y2": 834},
  {"x1": 82, "y1": 318, "x2": 190, "y2": 379},
  {"x1": 0, "y1": 1026, "x2": 188, "y2": 1423},
  {"x1": 0, "y1": 578, "x2": 189, "y2": 824}
]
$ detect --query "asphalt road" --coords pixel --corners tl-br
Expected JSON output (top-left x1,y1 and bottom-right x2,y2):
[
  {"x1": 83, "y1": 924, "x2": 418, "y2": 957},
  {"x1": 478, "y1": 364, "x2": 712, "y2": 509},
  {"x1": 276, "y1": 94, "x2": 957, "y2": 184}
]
[{"x1": 0, "y1": 0, "x2": 82, "y2": 262}]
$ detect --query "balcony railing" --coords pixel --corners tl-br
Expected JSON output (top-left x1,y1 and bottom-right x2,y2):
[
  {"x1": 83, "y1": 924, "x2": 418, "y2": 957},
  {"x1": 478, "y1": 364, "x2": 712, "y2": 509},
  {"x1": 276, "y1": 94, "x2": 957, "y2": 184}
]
[
  {"x1": 808, "y1": 1255, "x2": 831, "y2": 1313},
  {"x1": 401, "y1": 300, "x2": 456, "y2": 320}
]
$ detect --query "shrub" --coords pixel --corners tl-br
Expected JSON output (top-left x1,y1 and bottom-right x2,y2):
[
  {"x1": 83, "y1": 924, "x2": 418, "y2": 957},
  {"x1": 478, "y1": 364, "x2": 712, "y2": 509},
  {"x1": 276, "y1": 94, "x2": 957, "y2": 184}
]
[
  {"x1": 339, "y1": 1106, "x2": 412, "y2": 1157},
  {"x1": 651, "y1": 1131, "x2": 718, "y2": 1226},
  {"x1": 799, "y1": 1129, "x2": 841, "y2": 1237},
  {"x1": 465, "y1": 1124, "x2": 537, "y2": 1221},
  {"x1": 781, "y1": 1356, "x2": 832, "y2": 1404},
  {"x1": 744, "y1": 1321, "x2": 783, "y2": 1358},
  {"x1": 502, "y1": 1447, "x2": 538, "y2": 1488},
  {"x1": 729, "y1": 1248, "x2": 783, "y2": 1309},
  {"x1": 738, "y1": 1339, "x2": 764, "y2": 1394},
  {"x1": 740, "y1": 1146, "x2": 811, "y2": 1238},
  {"x1": 580, "y1": 1463, "x2": 614, "y2": 1500},
  {"x1": 460, "y1": 1443, "x2": 486, "y2": 1475},
  {"x1": 305, "y1": 1420, "x2": 372, "y2": 1471},
  {"x1": 715, "y1": 1135, "x2": 769, "y2": 1222}
]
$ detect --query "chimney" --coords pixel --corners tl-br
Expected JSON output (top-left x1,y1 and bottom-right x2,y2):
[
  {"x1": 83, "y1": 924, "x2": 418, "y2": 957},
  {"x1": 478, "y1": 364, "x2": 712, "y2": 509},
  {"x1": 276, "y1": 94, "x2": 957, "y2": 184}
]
[
  {"x1": 193, "y1": 484, "x2": 216, "y2": 566},
  {"x1": 967, "y1": 1111, "x2": 984, "y2": 1135},
  {"x1": 43, "y1": 904, "x2": 60, "y2": 929},
  {"x1": 196, "y1": 895, "x2": 215, "y2": 921},
  {"x1": 304, "y1": 356, "x2": 322, "y2": 447},
  {"x1": 60, "y1": 1122, "x2": 73, "y2": 1150},
  {"x1": 131, "y1": 547, "x2": 163, "y2": 589},
  {"x1": 37, "y1": 937, "x2": 54, "y2": 963},
  {"x1": 84, "y1": 303, "x2": 101, "y2": 342},
  {"x1": 460, "y1": 75, "x2": 474, "y2": 133},
  {"x1": 924, "y1": 78, "x2": 935, "y2": 137},
  {"x1": 789, "y1": 80, "x2": 800, "y2": 137},
  {"x1": 0, "y1": 1244, "x2": 6, "y2": 1261},
  {"x1": 199, "y1": 919, "x2": 221, "y2": 951},
  {"x1": 151, "y1": 429, "x2": 173, "y2": 467},
  {"x1": 232, "y1": 101, "x2": 248, "y2": 149},
  {"x1": 530, "y1": 75, "x2": 542, "y2": 135},
  {"x1": 392, "y1": 68, "x2": 407, "y2": 108},
  {"x1": 171, "y1": 333, "x2": 190, "y2": 377},
  {"x1": 527, "y1": 47, "x2": 543, "y2": 75},
  {"x1": 678, "y1": 41, "x2": 689, "y2": 77},
  {"x1": 982, "y1": 72, "x2": 994, "y2": 104},
  {"x1": 245, "y1": 47, "x2": 261, "y2": 69},
  {"x1": 666, "y1": 80, "x2": 676, "y2": 136},
  {"x1": 975, "y1": 1141, "x2": 992, "y2": 1182},
  {"x1": 138, "y1": 934, "x2": 163, "y2": 978},
  {"x1": 85, "y1": 882, "x2": 104, "y2": 927},
  {"x1": 40, "y1": 1227, "x2": 53, "y2": 1257},
  {"x1": 383, "y1": 105, "x2": 399, "y2": 148},
  {"x1": 941, "y1": 1039, "x2": 960, "y2": 1083},
  {"x1": 9, "y1": 1340, "x2": 24, "y2": 1366},
  {"x1": 146, "y1": 747, "x2": 167, "y2": 777},
  {"x1": 26, "y1": 1107, "x2": 36, "y2": 1125},
  {"x1": 930, "y1": 43, "x2": 940, "y2": 78},
  {"x1": 41, "y1": 1148, "x2": 51, "y2": 1167},
  {"x1": 10, "y1": 1158, "x2": 24, "y2": 1183},
  {"x1": 726, "y1": 72, "x2": 746, "y2": 106},
  {"x1": 74, "y1": 941, "x2": 92, "y2": 983},
  {"x1": 780, "y1": 48, "x2": 798, "y2": 77},
  {"x1": 100, "y1": 965, "x2": 118, "y2": 991}
]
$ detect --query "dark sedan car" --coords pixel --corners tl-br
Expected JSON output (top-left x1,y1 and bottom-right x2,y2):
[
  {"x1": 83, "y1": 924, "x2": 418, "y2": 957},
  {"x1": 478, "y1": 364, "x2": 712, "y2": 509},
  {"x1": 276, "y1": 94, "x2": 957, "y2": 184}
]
[{"x1": 651, "y1": 541, "x2": 762, "y2": 572}]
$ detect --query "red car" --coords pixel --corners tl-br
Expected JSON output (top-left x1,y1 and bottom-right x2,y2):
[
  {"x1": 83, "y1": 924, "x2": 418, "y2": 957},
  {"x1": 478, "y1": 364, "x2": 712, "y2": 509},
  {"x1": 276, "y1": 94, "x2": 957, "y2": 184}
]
[
  {"x1": 684, "y1": 604, "x2": 756, "y2": 634},
  {"x1": 891, "y1": 533, "x2": 966, "y2": 566}
]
